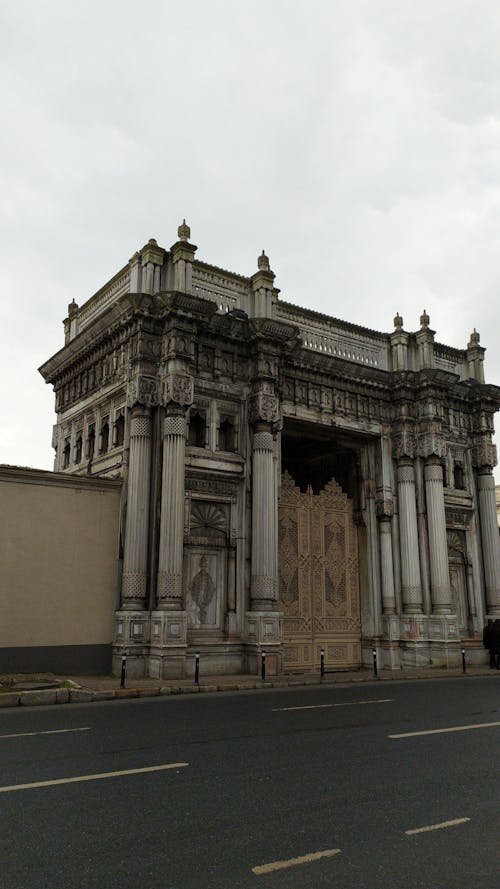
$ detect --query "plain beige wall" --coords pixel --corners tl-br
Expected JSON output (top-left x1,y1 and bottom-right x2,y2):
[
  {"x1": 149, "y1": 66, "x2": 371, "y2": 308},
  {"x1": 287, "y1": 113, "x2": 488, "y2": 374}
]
[{"x1": 0, "y1": 467, "x2": 121, "y2": 647}]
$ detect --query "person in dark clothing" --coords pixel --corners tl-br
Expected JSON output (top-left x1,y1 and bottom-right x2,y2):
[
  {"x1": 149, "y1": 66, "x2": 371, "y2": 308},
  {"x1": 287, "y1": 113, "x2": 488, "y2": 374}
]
[
  {"x1": 483, "y1": 619, "x2": 495, "y2": 669},
  {"x1": 489, "y1": 619, "x2": 500, "y2": 670}
]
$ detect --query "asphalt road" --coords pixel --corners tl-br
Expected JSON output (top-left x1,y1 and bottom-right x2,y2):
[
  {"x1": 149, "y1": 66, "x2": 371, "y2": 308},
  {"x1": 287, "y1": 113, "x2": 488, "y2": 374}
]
[{"x1": 1, "y1": 677, "x2": 498, "y2": 889}]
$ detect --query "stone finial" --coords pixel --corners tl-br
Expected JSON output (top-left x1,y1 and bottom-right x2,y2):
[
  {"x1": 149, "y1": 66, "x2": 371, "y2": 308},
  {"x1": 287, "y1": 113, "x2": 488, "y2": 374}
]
[
  {"x1": 177, "y1": 219, "x2": 191, "y2": 242},
  {"x1": 420, "y1": 309, "x2": 430, "y2": 329},
  {"x1": 68, "y1": 299, "x2": 79, "y2": 316},
  {"x1": 468, "y1": 328, "x2": 480, "y2": 347},
  {"x1": 258, "y1": 250, "x2": 270, "y2": 271},
  {"x1": 148, "y1": 238, "x2": 158, "y2": 246},
  {"x1": 393, "y1": 312, "x2": 403, "y2": 330}
]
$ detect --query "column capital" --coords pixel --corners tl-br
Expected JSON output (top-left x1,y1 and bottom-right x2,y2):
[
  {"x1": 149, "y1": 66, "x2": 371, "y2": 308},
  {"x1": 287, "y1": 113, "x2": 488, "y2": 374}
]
[
  {"x1": 248, "y1": 390, "x2": 280, "y2": 426},
  {"x1": 472, "y1": 438, "x2": 497, "y2": 470}
]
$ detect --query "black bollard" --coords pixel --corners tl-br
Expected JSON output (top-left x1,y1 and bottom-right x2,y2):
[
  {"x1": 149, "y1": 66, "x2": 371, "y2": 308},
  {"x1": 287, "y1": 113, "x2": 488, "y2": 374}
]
[
  {"x1": 120, "y1": 653, "x2": 127, "y2": 689},
  {"x1": 461, "y1": 648, "x2": 466, "y2": 674},
  {"x1": 194, "y1": 651, "x2": 200, "y2": 685},
  {"x1": 320, "y1": 648, "x2": 325, "y2": 680},
  {"x1": 261, "y1": 650, "x2": 266, "y2": 682},
  {"x1": 372, "y1": 648, "x2": 378, "y2": 678}
]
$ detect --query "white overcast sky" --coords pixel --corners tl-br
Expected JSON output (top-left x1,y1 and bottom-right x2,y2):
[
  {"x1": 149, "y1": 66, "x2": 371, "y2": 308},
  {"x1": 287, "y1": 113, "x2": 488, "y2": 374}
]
[{"x1": 1, "y1": 0, "x2": 499, "y2": 480}]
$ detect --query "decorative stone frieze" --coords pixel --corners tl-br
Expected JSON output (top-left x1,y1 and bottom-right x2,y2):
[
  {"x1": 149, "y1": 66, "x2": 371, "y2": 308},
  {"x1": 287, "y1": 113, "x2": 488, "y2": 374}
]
[
  {"x1": 392, "y1": 426, "x2": 416, "y2": 460},
  {"x1": 162, "y1": 372, "x2": 194, "y2": 408},
  {"x1": 126, "y1": 376, "x2": 159, "y2": 408},
  {"x1": 472, "y1": 440, "x2": 497, "y2": 470},
  {"x1": 248, "y1": 391, "x2": 280, "y2": 425}
]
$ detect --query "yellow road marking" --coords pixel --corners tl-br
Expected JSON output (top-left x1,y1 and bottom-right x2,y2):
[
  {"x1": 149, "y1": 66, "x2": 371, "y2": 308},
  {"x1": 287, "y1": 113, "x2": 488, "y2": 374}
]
[
  {"x1": 273, "y1": 698, "x2": 392, "y2": 712},
  {"x1": 406, "y1": 817, "x2": 470, "y2": 835},
  {"x1": 0, "y1": 762, "x2": 189, "y2": 793},
  {"x1": 252, "y1": 848, "x2": 341, "y2": 875},
  {"x1": 389, "y1": 721, "x2": 500, "y2": 739},
  {"x1": 0, "y1": 727, "x2": 90, "y2": 739}
]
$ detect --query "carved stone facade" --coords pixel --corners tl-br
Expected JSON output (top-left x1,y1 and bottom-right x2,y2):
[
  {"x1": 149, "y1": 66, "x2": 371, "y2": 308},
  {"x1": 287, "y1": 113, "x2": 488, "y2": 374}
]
[{"x1": 39, "y1": 223, "x2": 500, "y2": 677}]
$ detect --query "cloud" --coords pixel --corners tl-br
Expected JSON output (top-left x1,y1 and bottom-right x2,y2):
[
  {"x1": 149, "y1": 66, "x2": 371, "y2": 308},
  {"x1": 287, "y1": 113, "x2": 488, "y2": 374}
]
[{"x1": 0, "y1": 0, "x2": 499, "y2": 478}]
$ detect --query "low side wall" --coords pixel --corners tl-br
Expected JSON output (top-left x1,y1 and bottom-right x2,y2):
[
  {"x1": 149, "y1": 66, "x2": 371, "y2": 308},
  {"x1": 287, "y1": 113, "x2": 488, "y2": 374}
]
[{"x1": 0, "y1": 466, "x2": 122, "y2": 674}]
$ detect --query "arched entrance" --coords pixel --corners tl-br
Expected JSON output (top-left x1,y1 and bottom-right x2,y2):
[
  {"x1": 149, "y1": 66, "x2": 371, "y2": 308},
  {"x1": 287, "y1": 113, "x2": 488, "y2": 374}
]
[{"x1": 278, "y1": 471, "x2": 361, "y2": 672}]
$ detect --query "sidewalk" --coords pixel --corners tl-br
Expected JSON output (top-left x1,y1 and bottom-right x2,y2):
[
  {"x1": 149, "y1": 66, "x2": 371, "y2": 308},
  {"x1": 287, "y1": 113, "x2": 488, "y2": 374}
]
[{"x1": 0, "y1": 665, "x2": 497, "y2": 708}]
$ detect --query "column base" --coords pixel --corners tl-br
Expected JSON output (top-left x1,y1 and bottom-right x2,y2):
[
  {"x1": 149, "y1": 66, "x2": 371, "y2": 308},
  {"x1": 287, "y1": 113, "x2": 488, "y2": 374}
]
[
  {"x1": 112, "y1": 610, "x2": 150, "y2": 678},
  {"x1": 244, "y1": 611, "x2": 284, "y2": 676}
]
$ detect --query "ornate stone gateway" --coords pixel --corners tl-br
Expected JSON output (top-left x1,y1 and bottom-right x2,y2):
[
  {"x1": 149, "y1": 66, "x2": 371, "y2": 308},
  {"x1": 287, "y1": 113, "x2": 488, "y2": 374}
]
[{"x1": 278, "y1": 472, "x2": 361, "y2": 672}]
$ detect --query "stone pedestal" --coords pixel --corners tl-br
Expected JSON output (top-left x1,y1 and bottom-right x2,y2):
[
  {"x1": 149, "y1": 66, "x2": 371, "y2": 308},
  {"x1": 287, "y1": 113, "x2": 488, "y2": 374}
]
[
  {"x1": 112, "y1": 610, "x2": 150, "y2": 678},
  {"x1": 147, "y1": 611, "x2": 188, "y2": 679},
  {"x1": 244, "y1": 611, "x2": 283, "y2": 676}
]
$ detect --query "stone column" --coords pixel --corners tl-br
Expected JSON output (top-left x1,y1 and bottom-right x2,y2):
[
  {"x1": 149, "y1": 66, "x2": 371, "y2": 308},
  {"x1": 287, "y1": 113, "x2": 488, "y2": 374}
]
[
  {"x1": 250, "y1": 425, "x2": 278, "y2": 609},
  {"x1": 376, "y1": 500, "x2": 396, "y2": 614},
  {"x1": 157, "y1": 409, "x2": 187, "y2": 609},
  {"x1": 424, "y1": 457, "x2": 452, "y2": 614},
  {"x1": 477, "y1": 469, "x2": 500, "y2": 615},
  {"x1": 397, "y1": 459, "x2": 423, "y2": 614},
  {"x1": 121, "y1": 407, "x2": 153, "y2": 610}
]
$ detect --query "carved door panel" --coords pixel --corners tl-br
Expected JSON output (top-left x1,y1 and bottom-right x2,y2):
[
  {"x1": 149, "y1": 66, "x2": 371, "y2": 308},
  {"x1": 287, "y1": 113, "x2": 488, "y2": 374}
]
[
  {"x1": 278, "y1": 472, "x2": 361, "y2": 672},
  {"x1": 449, "y1": 562, "x2": 468, "y2": 636}
]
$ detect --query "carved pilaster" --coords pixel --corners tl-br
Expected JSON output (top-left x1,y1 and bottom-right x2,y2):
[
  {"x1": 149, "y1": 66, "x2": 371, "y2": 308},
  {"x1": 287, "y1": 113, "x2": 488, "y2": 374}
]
[
  {"x1": 397, "y1": 459, "x2": 423, "y2": 614},
  {"x1": 121, "y1": 407, "x2": 153, "y2": 610},
  {"x1": 251, "y1": 428, "x2": 278, "y2": 609},
  {"x1": 476, "y1": 469, "x2": 500, "y2": 615},
  {"x1": 157, "y1": 411, "x2": 187, "y2": 609},
  {"x1": 376, "y1": 499, "x2": 396, "y2": 615},
  {"x1": 424, "y1": 457, "x2": 452, "y2": 614}
]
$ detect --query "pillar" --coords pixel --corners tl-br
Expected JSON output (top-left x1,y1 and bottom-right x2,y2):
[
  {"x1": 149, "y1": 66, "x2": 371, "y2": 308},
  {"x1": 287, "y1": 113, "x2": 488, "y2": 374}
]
[
  {"x1": 397, "y1": 459, "x2": 423, "y2": 613},
  {"x1": 250, "y1": 426, "x2": 278, "y2": 609},
  {"x1": 477, "y1": 469, "x2": 500, "y2": 615},
  {"x1": 120, "y1": 407, "x2": 153, "y2": 610},
  {"x1": 157, "y1": 410, "x2": 187, "y2": 609},
  {"x1": 424, "y1": 457, "x2": 452, "y2": 614},
  {"x1": 377, "y1": 501, "x2": 396, "y2": 614}
]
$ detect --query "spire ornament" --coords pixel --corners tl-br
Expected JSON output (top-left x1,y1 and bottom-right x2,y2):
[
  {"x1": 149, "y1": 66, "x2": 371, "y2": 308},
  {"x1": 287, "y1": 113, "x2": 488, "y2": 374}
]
[
  {"x1": 177, "y1": 219, "x2": 191, "y2": 242},
  {"x1": 258, "y1": 250, "x2": 270, "y2": 271}
]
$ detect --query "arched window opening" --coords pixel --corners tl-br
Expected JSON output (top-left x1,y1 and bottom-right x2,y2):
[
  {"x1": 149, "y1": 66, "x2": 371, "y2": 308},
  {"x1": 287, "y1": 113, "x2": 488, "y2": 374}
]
[
  {"x1": 188, "y1": 412, "x2": 206, "y2": 448},
  {"x1": 441, "y1": 458, "x2": 447, "y2": 488},
  {"x1": 100, "y1": 421, "x2": 109, "y2": 454},
  {"x1": 218, "y1": 418, "x2": 235, "y2": 452},
  {"x1": 75, "y1": 434, "x2": 83, "y2": 464},
  {"x1": 63, "y1": 440, "x2": 71, "y2": 469},
  {"x1": 86, "y1": 425, "x2": 95, "y2": 461},
  {"x1": 114, "y1": 414, "x2": 125, "y2": 447},
  {"x1": 454, "y1": 463, "x2": 464, "y2": 490}
]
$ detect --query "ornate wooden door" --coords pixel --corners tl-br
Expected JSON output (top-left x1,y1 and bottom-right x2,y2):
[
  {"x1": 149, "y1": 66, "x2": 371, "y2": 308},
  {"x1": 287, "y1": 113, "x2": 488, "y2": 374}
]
[{"x1": 278, "y1": 471, "x2": 361, "y2": 672}]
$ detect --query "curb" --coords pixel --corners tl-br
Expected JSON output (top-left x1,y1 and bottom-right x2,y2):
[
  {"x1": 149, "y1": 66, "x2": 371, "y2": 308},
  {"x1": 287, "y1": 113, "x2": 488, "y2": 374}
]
[{"x1": 0, "y1": 670, "x2": 496, "y2": 710}]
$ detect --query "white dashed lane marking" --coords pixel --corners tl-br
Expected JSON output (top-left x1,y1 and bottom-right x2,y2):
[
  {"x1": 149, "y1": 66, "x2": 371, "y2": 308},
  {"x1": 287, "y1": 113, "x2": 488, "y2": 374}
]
[
  {"x1": 389, "y1": 721, "x2": 500, "y2": 739},
  {"x1": 273, "y1": 698, "x2": 393, "y2": 712},
  {"x1": 0, "y1": 727, "x2": 91, "y2": 739},
  {"x1": 252, "y1": 848, "x2": 341, "y2": 875},
  {"x1": 0, "y1": 762, "x2": 189, "y2": 793},
  {"x1": 405, "y1": 818, "x2": 470, "y2": 835}
]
